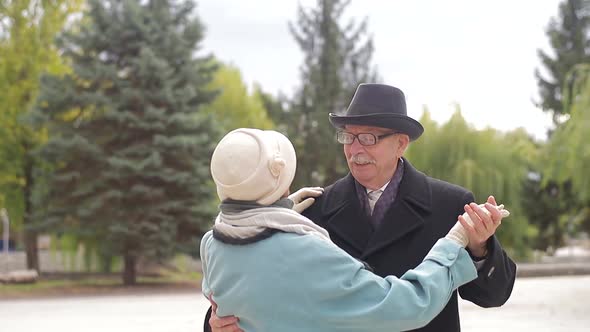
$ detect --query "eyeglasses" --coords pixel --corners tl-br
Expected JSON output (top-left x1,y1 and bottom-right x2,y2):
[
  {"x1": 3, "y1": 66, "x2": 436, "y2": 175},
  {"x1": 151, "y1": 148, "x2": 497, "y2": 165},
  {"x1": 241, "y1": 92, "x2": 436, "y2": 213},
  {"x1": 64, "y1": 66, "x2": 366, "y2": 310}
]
[{"x1": 336, "y1": 131, "x2": 397, "y2": 146}]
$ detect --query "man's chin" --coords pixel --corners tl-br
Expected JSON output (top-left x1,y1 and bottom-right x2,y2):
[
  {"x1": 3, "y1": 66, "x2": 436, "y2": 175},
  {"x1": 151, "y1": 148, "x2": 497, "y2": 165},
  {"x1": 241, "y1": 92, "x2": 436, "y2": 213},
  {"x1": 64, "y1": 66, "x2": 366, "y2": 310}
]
[{"x1": 351, "y1": 165, "x2": 375, "y2": 180}]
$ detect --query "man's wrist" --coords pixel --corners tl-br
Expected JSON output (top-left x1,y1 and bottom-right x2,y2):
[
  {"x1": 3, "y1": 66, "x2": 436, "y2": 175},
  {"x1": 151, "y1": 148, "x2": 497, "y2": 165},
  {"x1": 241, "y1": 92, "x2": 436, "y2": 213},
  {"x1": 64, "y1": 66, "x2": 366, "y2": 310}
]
[{"x1": 469, "y1": 246, "x2": 488, "y2": 260}]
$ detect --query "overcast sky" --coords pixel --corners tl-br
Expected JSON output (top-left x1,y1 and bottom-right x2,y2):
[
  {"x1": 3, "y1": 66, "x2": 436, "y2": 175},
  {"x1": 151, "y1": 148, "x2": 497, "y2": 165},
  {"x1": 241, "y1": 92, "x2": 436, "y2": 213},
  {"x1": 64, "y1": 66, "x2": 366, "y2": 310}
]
[{"x1": 198, "y1": 0, "x2": 562, "y2": 141}]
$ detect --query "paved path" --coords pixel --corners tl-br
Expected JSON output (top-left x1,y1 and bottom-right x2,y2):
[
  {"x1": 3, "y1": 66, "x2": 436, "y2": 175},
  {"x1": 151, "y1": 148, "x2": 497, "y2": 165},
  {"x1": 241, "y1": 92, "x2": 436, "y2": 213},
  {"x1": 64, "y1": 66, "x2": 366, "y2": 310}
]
[
  {"x1": 1, "y1": 275, "x2": 589, "y2": 331},
  {"x1": 459, "y1": 275, "x2": 589, "y2": 332}
]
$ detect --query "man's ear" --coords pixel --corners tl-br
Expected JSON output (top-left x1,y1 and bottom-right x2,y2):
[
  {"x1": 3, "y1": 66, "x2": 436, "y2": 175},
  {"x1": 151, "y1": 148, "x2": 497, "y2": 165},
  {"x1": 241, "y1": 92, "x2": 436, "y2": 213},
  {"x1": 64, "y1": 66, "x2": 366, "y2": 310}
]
[{"x1": 397, "y1": 134, "x2": 410, "y2": 156}]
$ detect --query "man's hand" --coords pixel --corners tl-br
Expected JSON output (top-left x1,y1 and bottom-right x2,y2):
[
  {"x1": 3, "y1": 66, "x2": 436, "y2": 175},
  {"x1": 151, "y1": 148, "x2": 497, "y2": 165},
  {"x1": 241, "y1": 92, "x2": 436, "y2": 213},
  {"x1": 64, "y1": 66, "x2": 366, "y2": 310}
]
[
  {"x1": 459, "y1": 196, "x2": 508, "y2": 257},
  {"x1": 445, "y1": 196, "x2": 509, "y2": 250},
  {"x1": 208, "y1": 297, "x2": 243, "y2": 332},
  {"x1": 288, "y1": 187, "x2": 324, "y2": 213}
]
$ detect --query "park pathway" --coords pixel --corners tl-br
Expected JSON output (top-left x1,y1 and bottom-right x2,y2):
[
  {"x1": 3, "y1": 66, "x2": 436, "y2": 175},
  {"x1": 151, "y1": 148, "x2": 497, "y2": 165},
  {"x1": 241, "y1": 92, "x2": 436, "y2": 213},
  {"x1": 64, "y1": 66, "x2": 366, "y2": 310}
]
[{"x1": 1, "y1": 275, "x2": 589, "y2": 331}]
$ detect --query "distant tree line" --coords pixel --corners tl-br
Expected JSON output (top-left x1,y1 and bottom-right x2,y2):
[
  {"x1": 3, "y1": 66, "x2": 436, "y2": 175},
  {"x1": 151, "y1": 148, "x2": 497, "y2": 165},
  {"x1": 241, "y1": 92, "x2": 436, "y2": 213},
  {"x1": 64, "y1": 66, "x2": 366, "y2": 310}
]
[{"x1": 0, "y1": 0, "x2": 588, "y2": 284}]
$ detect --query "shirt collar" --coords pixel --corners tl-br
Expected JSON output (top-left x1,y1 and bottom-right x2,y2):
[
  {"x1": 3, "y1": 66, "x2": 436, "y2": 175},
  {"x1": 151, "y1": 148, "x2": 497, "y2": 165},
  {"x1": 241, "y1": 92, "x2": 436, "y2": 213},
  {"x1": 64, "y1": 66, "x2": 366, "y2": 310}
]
[{"x1": 366, "y1": 181, "x2": 389, "y2": 194}]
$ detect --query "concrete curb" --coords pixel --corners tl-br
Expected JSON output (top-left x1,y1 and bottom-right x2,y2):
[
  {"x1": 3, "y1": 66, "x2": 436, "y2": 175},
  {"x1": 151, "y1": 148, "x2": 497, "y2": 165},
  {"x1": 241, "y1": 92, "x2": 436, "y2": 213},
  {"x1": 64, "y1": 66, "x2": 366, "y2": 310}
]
[{"x1": 516, "y1": 262, "x2": 590, "y2": 278}]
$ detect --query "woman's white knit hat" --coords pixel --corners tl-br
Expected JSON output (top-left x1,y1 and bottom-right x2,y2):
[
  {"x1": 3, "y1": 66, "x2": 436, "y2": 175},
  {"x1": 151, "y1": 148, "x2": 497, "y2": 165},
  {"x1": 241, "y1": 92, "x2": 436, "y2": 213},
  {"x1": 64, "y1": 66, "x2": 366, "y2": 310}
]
[{"x1": 210, "y1": 128, "x2": 296, "y2": 205}]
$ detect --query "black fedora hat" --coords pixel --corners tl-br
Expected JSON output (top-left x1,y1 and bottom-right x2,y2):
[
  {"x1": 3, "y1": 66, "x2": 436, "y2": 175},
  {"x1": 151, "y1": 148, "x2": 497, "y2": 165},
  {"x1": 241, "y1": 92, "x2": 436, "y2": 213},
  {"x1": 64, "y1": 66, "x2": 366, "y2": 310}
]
[{"x1": 329, "y1": 83, "x2": 424, "y2": 141}]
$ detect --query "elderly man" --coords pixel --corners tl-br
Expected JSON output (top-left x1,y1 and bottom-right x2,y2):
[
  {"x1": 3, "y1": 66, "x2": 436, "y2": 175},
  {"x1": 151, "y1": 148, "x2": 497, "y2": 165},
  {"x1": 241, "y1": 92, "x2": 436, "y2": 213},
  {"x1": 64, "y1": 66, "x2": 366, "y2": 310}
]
[{"x1": 207, "y1": 84, "x2": 516, "y2": 332}]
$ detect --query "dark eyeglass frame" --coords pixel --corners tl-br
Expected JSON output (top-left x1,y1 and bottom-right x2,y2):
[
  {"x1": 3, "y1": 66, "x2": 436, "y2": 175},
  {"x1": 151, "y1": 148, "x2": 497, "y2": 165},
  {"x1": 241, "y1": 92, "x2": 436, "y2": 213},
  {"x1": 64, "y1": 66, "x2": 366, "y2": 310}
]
[{"x1": 336, "y1": 131, "x2": 398, "y2": 146}]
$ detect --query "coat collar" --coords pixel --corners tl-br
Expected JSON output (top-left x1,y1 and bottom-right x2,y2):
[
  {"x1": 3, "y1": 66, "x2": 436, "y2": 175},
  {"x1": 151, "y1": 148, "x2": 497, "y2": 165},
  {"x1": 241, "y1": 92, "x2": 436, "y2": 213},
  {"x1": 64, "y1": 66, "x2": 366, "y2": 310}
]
[
  {"x1": 320, "y1": 158, "x2": 433, "y2": 258},
  {"x1": 392, "y1": 157, "x2": 432, "y2": 212}
]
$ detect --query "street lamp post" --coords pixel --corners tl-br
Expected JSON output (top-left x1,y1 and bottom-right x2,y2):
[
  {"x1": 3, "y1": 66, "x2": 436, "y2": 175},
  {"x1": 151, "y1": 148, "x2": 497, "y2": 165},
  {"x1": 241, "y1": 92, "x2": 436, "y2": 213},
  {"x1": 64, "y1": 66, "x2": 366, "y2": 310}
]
[{"x1": 1, "y1": 208, "x2": 9, "y2": 254}]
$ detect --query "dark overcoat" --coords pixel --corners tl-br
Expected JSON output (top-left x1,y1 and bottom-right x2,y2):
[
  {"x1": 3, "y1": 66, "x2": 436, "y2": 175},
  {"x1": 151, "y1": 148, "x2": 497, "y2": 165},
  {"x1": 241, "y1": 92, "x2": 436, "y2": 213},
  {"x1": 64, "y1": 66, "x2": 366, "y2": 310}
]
[{"x1": 302, "y1": 158, "x2": 517, "y2": 332}]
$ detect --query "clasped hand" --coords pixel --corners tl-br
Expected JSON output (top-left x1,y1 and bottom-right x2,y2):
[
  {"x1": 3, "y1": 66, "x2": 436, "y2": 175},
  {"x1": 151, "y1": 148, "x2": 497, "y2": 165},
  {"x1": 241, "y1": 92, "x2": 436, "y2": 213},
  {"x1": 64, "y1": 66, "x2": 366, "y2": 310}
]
[{"x1": 446, "y1": 196, "x2": 509, "y2": 257}]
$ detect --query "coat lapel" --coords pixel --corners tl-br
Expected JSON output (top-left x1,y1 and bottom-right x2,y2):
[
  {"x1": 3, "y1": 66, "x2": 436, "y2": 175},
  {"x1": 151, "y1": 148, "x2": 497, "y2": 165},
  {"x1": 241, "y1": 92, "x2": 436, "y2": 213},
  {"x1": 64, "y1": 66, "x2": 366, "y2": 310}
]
[
  {"x1": 321, "y1": 174, "x2": 373, "y2": 254},
  {"x1": 362, "y1": 159, "x2": 433, "y2": 258}
]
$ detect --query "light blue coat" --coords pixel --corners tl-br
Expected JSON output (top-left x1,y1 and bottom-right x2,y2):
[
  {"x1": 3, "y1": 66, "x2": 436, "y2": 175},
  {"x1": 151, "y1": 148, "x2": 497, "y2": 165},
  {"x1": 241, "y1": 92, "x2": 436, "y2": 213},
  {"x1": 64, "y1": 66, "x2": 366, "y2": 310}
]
[{"x1": 201, "y1": 231, "x2": 477, "y2": 332}]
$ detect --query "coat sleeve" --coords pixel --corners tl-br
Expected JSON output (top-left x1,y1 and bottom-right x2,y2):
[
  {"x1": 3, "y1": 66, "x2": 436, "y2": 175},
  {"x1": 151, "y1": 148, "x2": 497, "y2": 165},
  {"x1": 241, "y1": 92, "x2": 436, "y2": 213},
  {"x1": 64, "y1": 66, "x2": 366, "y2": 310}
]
[
  {"x1": 200, "y1": 232, "x2": 213, "y2": 332},
  {"x1": 456, "y1": 192, "x2": 517, "y2": 307},
  {"x1": 202, "y1": 307, "x2": 213, "y2": 332},
  {"x1": 200, "y1": 231, "x2": 212, "y2": 298},
  {"x1": 302, "y1": 237, "x2": 478, "y2": 331},
  {"x1": 458, "y1": 235, "x2": 517, "y2": 307}
]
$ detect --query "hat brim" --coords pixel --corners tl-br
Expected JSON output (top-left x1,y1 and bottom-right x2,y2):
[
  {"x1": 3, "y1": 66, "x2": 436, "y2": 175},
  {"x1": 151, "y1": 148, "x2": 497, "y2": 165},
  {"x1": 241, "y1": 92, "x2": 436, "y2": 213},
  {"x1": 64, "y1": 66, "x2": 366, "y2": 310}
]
[{"x1": 329, "y1": 113, "x2": 424, "y2": 141}]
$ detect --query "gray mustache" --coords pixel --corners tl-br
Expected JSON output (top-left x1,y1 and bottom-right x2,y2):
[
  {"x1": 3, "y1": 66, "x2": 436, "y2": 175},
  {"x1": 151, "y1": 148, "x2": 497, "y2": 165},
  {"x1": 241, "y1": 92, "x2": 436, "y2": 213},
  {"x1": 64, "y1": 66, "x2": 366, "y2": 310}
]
[{"x1": 350, "y1": 154, "x2": 376, "y2": 165}]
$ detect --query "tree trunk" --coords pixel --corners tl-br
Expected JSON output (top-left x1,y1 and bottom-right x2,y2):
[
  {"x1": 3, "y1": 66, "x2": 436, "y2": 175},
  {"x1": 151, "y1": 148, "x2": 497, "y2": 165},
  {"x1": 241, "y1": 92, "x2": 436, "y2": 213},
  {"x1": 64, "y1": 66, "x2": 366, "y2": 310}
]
[
  {"x1": 123, "y1": 253, "x2": 137, "y2": 285},
  {"x1": 23, "y1": 152, "x2": 39, "y2": 272}
]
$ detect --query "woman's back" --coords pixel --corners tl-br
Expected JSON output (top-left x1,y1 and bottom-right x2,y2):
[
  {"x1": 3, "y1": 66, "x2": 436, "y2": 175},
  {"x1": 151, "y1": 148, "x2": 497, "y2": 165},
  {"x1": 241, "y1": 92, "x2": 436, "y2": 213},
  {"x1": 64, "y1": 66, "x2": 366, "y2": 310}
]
[{"x1": 201, "y1": 228, "x2": 477, "y2": 332}]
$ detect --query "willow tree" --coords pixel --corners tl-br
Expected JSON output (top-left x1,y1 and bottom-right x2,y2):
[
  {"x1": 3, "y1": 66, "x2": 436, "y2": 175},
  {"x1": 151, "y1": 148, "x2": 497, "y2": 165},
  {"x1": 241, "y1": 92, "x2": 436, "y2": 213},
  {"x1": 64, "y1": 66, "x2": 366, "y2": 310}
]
[
  {"x1": 406, "y1": 107, "x2": 537, "y2": 258},
  {"x1": 543, "y1": 64, "x2": 590, "y2": 236}
]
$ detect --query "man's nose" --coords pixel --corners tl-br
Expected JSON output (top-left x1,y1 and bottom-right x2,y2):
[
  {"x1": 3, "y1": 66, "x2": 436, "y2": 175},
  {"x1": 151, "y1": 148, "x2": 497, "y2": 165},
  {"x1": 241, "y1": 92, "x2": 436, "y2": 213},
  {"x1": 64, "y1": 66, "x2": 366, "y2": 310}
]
[{"x1": 349, "y1": 138, "x2": 365, "y2": 154}]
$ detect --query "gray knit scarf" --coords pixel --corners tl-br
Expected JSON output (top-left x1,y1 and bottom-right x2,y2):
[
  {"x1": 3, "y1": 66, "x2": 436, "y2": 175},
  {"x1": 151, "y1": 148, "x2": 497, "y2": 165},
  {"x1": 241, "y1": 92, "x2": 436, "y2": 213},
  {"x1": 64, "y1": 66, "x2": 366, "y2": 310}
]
[{"x1": 212, "y1": 198, "x2": 331, "y2": 245}]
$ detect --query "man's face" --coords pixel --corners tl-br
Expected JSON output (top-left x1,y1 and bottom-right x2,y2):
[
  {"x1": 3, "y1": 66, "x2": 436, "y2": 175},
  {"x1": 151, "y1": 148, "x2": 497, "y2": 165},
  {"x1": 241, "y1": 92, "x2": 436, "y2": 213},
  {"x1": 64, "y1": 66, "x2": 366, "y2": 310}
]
[{"x1": 342, "y1": 125, "x2": 409, "y2": 190}]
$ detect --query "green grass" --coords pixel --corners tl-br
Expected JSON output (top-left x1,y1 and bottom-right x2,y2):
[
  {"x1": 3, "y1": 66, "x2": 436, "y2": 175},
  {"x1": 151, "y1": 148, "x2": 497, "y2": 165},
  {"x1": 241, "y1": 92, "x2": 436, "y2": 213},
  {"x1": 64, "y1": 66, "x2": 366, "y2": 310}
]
[{"x1": 0, "y1": 271, "x2": 202, "y2": 298}]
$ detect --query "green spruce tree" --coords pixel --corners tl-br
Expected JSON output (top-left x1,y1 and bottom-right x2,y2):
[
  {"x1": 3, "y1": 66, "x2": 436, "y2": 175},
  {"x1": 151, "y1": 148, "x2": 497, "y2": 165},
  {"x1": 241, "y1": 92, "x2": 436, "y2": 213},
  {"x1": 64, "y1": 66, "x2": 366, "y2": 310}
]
[
  {"x1": 521, "y1": 178, "x2": 576, "y2": 251},
  {"x1": 535, "y1": 0, "x2": 590, "y2": 125},
  {"x1": 34, "y1": 0, "x2": 218, "y2": 285},
  {"x1": 287, "y1": 0, "x2": 378, "y2": 187}
]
